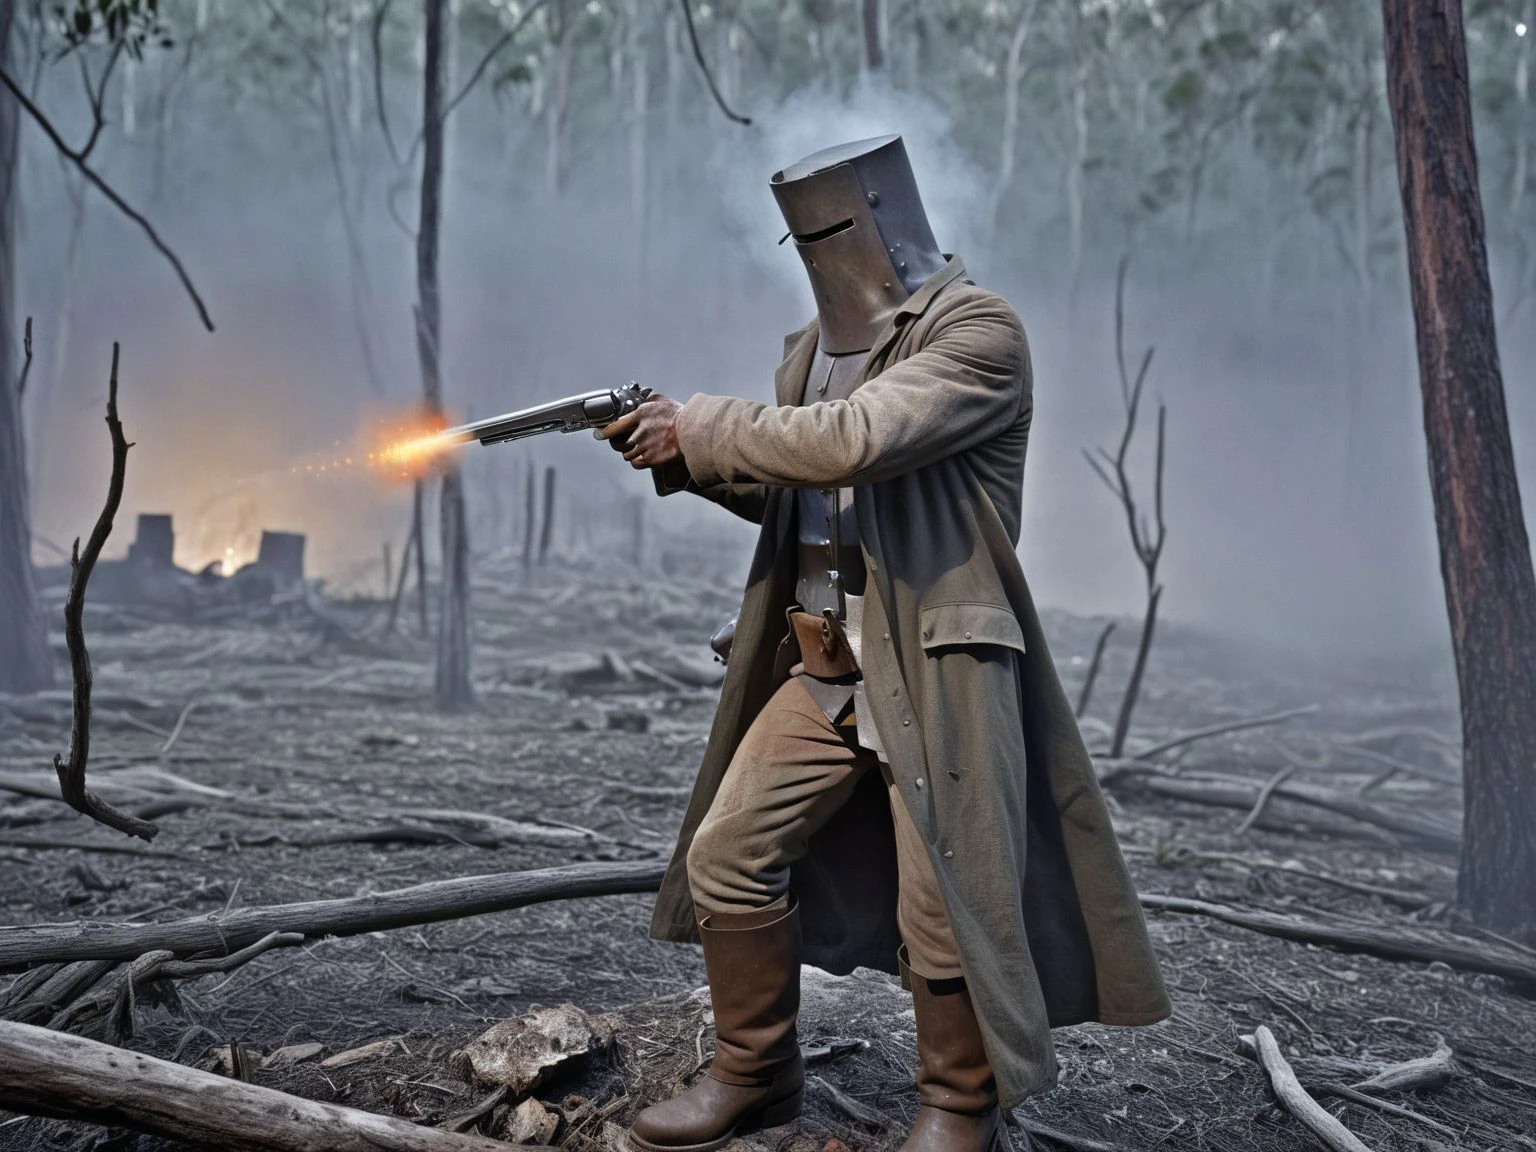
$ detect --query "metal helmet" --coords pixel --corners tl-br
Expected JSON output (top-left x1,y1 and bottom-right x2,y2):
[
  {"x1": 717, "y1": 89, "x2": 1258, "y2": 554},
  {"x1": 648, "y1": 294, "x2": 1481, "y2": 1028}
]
[{"x1": 770, "y1": 134, "x2": 946, "y2": 355}]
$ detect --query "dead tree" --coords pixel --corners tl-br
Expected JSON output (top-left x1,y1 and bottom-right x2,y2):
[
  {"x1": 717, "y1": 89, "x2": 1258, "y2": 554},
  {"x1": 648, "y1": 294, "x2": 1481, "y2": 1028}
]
[
  {"x1": 0, "y1": 2, "x2": 51, "y2": 694},
  {"x1": 416, "y1": 0, "x2": 472, "y2": 710},
  {"x1": 861, "y1": 0, "x2": 886, "y2": 71},
  {"x1": 52, "y1": 345, "x2": 158, "y2": 842},
  {"x1": 522, "y1": 455, "x2": 538, "y2": 570},
  {"x1": 1083, "y1": 258, "x2": 1167, "y2": 759},
  {"x1": 1382, "y1": 0, "x2": 1536, "y2": 937},
  {"x1": 1074, "y1": 619, "x2": 1115, "y2": 719},
  {"x1": 2, "y1": 2, "x2": 216, "y2": 695},
  {"x1": 538, "y1": 463, "x2": 557, "y2": 565}
]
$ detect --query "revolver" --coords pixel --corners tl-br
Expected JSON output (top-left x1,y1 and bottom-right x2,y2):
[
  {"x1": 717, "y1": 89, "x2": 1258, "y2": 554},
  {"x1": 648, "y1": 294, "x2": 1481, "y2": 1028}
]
[{"x1": 438, "y1": 382, "x2": 652, "y2": 447}]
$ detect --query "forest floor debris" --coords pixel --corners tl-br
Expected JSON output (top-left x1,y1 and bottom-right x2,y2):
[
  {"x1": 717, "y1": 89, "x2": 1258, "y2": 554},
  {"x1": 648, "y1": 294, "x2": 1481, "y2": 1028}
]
[{"x1": 0, "y1": 552, "x2": 1531, "y2": 1151}]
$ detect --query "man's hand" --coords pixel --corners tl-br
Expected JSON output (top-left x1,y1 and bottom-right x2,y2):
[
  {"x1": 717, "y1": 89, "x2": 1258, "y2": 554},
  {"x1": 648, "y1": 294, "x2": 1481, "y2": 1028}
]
[{"x1": 601, "y1": 393, "x2": 684, "y2": 471}]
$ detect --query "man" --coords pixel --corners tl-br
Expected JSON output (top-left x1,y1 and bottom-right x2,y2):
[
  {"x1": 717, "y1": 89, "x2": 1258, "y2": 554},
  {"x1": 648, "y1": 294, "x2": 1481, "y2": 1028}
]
[{"x1": 603, "y1": 136, "x2": 1169, "y2": 1152}]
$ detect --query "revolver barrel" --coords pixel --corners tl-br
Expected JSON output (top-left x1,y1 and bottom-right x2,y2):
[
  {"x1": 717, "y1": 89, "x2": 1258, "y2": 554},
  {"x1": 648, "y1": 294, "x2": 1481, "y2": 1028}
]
[{"x1": 441, "y1": 382, "x2": 651, "y2": 448}]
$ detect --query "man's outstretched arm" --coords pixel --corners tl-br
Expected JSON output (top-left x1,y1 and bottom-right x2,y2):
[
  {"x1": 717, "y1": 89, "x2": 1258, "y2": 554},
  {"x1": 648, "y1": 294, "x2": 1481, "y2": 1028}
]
[{"x1": 678, "y1": 294, "x2": 1027, "y2": 489}]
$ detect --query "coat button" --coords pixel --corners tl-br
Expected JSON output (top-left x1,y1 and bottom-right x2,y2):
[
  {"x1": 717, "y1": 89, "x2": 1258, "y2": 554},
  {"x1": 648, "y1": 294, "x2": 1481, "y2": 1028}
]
[
  {"x1": 902, "y1": 718, "x2": 911, "y2": 726},
  {"x1": 943, "y1": 850, "x2": 954, "y2": 859},
  {"x1": 964, "y1": 631, "x2": 972, "y2": 639},
  {"x1": 883, "y1": 633, "x2": 890, "y2": 641},
  {"x1": 915, "y1": 778, "x2": 924, "y2": 789}
]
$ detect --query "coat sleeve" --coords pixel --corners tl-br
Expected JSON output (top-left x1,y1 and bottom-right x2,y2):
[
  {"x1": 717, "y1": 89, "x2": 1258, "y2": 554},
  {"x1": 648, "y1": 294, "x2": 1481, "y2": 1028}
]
[
  {"x1": 675, "y1": 294, "x2": 1027, "y2": 490},
  {"x1": 650, "y1": 462, "x2": 771, "y2": 524}
]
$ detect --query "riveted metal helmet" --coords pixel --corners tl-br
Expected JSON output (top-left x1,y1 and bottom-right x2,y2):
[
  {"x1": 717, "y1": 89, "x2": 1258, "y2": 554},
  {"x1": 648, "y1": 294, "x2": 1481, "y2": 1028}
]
[{"x1": 770, "y1": 134, "x2": 946, "y2": 355}]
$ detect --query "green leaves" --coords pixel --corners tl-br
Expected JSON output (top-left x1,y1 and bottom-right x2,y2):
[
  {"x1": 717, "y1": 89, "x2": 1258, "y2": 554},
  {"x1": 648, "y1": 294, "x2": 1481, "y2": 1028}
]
[{"x1": 53, "y1": 0, "x2": 172, "y2": 59}]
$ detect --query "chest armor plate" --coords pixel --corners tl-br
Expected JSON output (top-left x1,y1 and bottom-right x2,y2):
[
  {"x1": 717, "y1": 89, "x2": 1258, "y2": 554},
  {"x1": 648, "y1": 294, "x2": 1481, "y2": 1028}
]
[{"x1": 794, "y1": 347, "x2": 867, "y2": 621}]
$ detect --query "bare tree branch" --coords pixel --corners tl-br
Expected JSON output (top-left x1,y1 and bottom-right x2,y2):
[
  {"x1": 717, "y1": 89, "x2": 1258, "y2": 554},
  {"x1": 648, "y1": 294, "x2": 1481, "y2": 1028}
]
[
  {"x1": 52, "y1": 345, "x2": 159, "y2": 843},
  {"x1": 16, "y1": 316, "x2": 31, "y2": 400},
  {"x1": 678, "y1": 0, "x2": 750, "y2": 125},
  {"x1": 0, "y1": 67, "x2": 214, "y2": 332},
  {"x1": 370, "y1": 0, "x2": 402, "y2": 166},
  {"x1": 73, "y1": 38, "x2": 124, "y2": 161}
]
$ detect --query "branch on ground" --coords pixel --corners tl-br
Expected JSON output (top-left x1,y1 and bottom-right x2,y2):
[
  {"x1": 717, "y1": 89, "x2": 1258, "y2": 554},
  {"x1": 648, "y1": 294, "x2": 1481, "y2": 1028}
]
[{"x1": 1241, "y1": 1025, "x2": 1373, "y2": 1152}]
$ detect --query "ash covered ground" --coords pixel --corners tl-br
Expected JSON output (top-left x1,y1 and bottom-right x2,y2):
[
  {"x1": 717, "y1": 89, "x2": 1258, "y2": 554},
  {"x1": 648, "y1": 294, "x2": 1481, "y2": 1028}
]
[{"x1": 1, "y1": 544, "x2": 1533, "y2": 1152}]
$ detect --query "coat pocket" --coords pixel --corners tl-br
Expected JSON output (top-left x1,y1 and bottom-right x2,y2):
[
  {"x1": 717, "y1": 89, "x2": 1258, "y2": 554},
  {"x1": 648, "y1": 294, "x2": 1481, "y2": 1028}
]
[{"x1": 918, "y1": 602, "x2": 1027, "y2": 654}]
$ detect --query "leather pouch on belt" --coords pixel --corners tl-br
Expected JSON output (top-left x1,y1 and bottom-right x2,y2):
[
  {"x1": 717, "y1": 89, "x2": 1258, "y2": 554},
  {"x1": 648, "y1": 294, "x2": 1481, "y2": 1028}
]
[{"x1": 787, "y1": 608, "x2": 859, "y2": 679}]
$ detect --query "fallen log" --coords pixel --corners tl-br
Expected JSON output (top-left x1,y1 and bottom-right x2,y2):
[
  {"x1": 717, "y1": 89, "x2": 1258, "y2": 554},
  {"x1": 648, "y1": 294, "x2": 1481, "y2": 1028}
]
[
  {"x1": 0, "y1": 859, "x2": 667, "y2": 970},
  {"x1": 1351, "y1": 1041, "x2": 1456, "y2": 1093},
  {"x1": 1127, "y1": 704, "x2": 1321, "y2": 760},
  {"x1": 1110, "y1": 768, "x2": 1461, "y2": 851},
  {"x1": 0, "y1": 1019, "x2": 533, "y2": 1151},
  {"x1": 1123, "y1": 845, "x2": 1438, "y2": 909},
  {"x1": 1141, "y1": 893, "x2": 1536, "y2": 984},
  {"x1": 1243, "y1": 1025, "x2": 1373, "y2": 1152}
]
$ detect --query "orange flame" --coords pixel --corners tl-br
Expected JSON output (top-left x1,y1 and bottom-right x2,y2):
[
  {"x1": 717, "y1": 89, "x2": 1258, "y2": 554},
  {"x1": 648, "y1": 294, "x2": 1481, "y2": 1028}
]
[{"x1": 363, "y1": 409, "x2": 464, "y2": 480}]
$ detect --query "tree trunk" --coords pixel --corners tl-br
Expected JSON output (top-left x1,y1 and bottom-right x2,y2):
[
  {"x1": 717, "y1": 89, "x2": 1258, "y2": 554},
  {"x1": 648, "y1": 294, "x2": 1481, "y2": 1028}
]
[
  {"x1": 418, "y1": 0, "x2": 472, "y2": 710},
  {"x1": 521, "y1": 456, "x2": 536, "y2": 571},
  {"x1": 628, "y1": 0, "x2": 648, "y2": 289},
  {"x1": 1512, "y1": 0, "x2": 1533, "y2": 218},
  {"x1": 862, "y1": 0, "x2": 886, "y2": 73},
  {"x1": 1066, "y1": 2, "x2": 1088, "y2": 311},
  {"x1": 538, "y1": 464, "x2": 556, "y2": 565},
  {"x1": 1381, "y1": 0, "x2": 1536, "y2": 936},
  {"x1": 546, "y1": 0, "x2": 573, "y2": 196},
  {"x1": 32, "y1": 166, "x2": 87, "y2": 491},
  {"x1": 0, "y1": 0, "x2": 53, "y2": 694},
  {"x1": 986, "y1": 5, "x2": 1034, "y2": 244}
]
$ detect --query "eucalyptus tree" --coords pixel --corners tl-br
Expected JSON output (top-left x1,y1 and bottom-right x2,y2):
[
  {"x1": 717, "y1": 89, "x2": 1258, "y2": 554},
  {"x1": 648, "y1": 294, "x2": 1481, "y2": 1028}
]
[{"x1": 0, "y1": 0, "x2": 200, "y2": 694}]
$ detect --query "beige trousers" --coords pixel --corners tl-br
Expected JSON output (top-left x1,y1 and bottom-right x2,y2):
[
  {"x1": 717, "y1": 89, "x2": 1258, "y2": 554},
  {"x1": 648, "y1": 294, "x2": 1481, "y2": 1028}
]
[{"x1": 687, "y1": 677, "x2": 963, "y2": 979}]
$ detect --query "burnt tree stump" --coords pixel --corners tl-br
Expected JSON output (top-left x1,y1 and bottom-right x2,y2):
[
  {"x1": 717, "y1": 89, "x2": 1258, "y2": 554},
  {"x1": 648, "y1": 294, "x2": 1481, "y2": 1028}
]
[
  {"x1": 255, "y1": 531, "x2": 306, "y2": 584},
  {"x1": 126, "y1": 514, "x2": 174, "y2": 567}
]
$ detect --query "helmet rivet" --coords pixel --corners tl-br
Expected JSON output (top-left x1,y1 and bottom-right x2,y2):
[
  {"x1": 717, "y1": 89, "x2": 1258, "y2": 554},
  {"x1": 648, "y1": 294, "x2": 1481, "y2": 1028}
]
[{"x1": 867, "y1": 191, "x2": 880, "y2": 206}]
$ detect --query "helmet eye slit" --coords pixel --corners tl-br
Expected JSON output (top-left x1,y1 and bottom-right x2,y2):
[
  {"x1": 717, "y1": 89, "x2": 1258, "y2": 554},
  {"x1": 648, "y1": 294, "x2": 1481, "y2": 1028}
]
[{"x1": 793, "y1": 218, "x2": 856, "y2": 244}]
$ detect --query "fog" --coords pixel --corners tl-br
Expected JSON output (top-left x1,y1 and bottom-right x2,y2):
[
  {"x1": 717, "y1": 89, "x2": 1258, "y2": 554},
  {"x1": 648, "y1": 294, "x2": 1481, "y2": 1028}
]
[{"x1": 14, "y1": 2, "x2": 1535, "y2": 665}]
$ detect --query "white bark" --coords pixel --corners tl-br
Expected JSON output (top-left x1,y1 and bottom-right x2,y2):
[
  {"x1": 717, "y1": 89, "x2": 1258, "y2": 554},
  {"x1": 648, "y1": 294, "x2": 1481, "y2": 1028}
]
[
  {"x1": 1512, "y1": 0, "x2": 1533, "y2": 217},
  {"x1": 1244, "y1": 1026, "x2": 1374, "y2": 1152},
  {"x1": 986, "y1": 2, "x2": 1037, "y2": 243}
]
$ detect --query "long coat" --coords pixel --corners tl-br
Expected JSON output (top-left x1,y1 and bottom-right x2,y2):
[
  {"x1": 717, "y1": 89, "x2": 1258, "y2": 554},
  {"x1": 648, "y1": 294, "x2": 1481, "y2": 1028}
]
[{"x1": 650, "y1": 257, "x2": 1170, "y2": 1106}]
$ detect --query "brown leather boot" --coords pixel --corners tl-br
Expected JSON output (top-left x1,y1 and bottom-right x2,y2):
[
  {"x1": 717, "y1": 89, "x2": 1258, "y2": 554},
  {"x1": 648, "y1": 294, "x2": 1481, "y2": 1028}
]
[
  {"x1": 628, "y1": 899, "x2": 804, "y2": 1151},
  {"x1": 899, "y1": 947, "x2": 1011, "y2": 1152}
]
